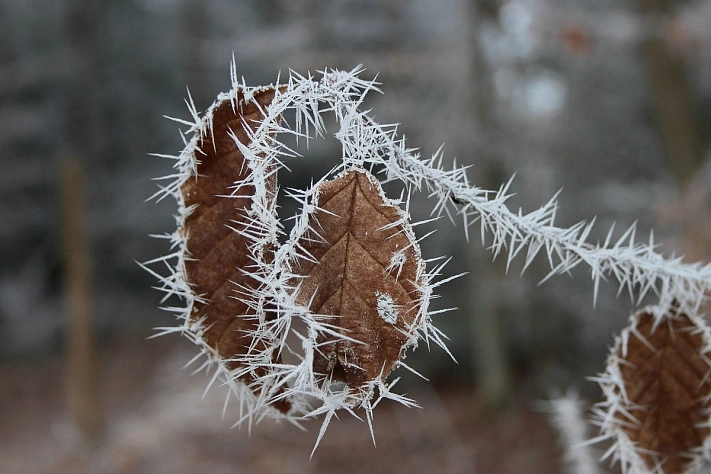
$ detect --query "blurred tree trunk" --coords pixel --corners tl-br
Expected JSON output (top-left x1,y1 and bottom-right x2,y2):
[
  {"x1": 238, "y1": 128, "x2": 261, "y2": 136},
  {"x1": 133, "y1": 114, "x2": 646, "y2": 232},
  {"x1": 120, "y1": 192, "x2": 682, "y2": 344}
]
[
  {"x1": 638, "y1": 0, "x2": 709, "y2": 264},
  {"x1": 61, "y1": 155, "x2": 101, "y2": 442},
  {"x1": 62, "y1": 0, "x2": 102, "y2": 442},
  {"x1": 638, "y1": 0, "x2": 705, "y2": 187},
  {"x1": 181, "y1": 0, "x2": 211, "y2": 111},
  {"x1": 464, "y1": 0, "x2": 513, "y2": 413},
  {"x1": 64, "y1": 0, "x2": 103, "y2": 158}
]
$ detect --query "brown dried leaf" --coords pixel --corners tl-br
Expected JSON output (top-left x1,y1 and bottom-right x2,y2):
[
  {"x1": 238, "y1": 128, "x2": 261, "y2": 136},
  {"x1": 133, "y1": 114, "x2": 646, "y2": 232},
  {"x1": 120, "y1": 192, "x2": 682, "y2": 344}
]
[
  {"x1": 180, "y1": 87, "x2": 290, "y2": 413},
  {"x1": 293, "y1": 170, "x2": 425, "y2": 389},
  {"x1": 616, "y1": 310, "x2": 711, "y2": 473}
]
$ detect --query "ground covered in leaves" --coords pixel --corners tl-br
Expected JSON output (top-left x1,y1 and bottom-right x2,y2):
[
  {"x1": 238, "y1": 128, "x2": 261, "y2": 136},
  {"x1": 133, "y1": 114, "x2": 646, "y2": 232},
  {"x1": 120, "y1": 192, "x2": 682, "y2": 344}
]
[{"x1": 0, "y1": 331, "x2": 563, "y2": 474}]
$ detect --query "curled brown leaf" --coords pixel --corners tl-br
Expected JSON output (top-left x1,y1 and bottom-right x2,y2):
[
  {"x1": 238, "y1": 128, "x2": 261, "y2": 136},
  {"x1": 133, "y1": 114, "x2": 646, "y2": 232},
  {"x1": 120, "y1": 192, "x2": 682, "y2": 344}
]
[
  {"x1": 180, "y1": 87, "x2": 290, "y2": 413},
  {"x1": 615, "y1": 309, "x2": 711, "y2": 473}
]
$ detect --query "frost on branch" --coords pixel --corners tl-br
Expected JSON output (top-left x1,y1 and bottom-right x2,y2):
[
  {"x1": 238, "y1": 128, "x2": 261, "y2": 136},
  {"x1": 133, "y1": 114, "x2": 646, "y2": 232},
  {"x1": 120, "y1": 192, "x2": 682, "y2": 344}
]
[
  {"x1": 146, "y1": 65, "x2": 452, "y2": 438},
  {"x1": 545, "y1": 392, "x2": 602, "y2": 474},
  {"x1": 147, "y1": 62, "x2": 711, "y2": 454},
  {"x1": 591, "y1": 307, "x2": 711, "y2": 474}
]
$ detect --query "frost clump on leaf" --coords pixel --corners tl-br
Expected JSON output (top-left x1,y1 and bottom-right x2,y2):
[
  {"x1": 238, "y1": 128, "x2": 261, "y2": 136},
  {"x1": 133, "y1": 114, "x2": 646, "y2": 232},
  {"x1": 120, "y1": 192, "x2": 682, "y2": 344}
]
[{"x1": 375, "y1": 291, "x2": 398, "y2": 324}]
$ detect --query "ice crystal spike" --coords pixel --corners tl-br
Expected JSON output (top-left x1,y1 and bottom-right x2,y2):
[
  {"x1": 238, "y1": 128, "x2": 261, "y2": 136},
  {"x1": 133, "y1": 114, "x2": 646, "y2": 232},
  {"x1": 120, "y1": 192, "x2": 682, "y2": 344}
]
[{"x1": 592, "y1": 306, "x2": 711, "y2": 474}]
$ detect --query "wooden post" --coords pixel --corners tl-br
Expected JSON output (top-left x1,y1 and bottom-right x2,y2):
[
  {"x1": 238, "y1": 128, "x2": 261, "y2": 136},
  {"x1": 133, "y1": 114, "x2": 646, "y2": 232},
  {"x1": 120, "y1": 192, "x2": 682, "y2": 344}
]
[{"x1": 61, "y1": 155, "x2": 102, "y2": 442}]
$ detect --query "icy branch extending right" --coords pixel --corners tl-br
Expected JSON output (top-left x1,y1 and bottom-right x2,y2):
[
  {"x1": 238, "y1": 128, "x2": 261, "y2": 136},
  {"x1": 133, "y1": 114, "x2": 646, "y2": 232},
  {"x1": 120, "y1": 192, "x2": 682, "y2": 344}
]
[{"x1": 146, "y1": 64, "x2": 711, "y2": 468}]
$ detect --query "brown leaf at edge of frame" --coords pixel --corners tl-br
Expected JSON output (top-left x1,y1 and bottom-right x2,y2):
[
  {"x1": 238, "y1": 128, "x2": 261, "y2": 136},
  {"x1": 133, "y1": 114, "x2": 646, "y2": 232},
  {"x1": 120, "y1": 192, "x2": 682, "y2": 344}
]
[
  {"x1": 292, "y1": 169, "x2": 425, "y2": 390},
  {"x1": 616, "y1": 310, "x2": 711, "y2": 473},
  {"x1": 180, "y1": 86, "x2": 291, "y2": 413}
]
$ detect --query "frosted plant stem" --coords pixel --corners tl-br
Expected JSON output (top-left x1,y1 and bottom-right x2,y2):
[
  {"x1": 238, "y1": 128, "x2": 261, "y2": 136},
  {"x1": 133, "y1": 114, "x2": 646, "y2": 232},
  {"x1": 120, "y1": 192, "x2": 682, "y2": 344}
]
[{"x1": 147, "y1": 62, "x2": 711, "y2": 457}]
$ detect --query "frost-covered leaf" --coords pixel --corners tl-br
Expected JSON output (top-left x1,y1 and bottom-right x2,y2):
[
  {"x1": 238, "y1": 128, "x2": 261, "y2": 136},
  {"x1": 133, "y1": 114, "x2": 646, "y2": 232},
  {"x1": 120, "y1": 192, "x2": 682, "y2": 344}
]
[
  {"x1": 291, "y1": 169, "x2": 425, "y2": 390},
  {"x1": 594, "y1": 307, "x2": 711, "y2": 474},
  {"x1": 180, "y1": 86, "x2": 290, "y2": 413}
]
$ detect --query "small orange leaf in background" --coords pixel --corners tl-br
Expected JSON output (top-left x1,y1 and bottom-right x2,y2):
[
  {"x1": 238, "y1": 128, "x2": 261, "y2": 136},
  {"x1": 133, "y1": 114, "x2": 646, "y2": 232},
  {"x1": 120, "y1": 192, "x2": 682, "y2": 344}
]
[
  {"x1": 292, "y1": 170, "x2": 425, "y2": 390},
  {"x1": 180, "y1": 87, "x2": 290, "y2": 412},
  {"x1": 614, "y1": 309, "x2": 711, "y2": 473},
  {"x1": 559, "y1": 23, "x2": 592, "y2": 56}
]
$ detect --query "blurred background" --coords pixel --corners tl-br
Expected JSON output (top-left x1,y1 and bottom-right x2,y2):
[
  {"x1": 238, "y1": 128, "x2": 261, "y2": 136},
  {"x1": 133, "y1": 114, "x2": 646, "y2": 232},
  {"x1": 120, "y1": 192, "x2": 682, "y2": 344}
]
[{"x1": 1, "y1": 0, "x2": 711, "y2": 472}]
